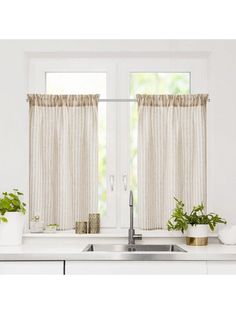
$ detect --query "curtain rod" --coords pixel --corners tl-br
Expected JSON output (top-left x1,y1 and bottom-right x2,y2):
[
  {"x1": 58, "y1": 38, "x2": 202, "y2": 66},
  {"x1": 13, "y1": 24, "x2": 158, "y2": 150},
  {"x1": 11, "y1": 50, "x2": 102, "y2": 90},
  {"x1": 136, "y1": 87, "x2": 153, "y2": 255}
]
[
  {"x1": 27, "y1": 97, "x2": 211, "y2": 102},
  {"x1": 98, "y1": 98, "x2": 210, "y2": 102}
]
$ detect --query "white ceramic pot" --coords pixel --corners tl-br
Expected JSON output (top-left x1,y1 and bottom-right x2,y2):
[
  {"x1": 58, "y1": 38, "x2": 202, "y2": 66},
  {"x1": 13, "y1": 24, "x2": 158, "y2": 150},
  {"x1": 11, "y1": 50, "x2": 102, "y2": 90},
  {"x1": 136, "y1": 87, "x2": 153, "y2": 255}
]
[
  {"x1": 218, "y1": 225, "x2": 236, "y2": 245},
  {"x1": 186, "y1": 224, "x2": 208, "y2": 246},
  {"x1": 187, "y1": 224, "x2": 208, "y2": 237},
  {"x1": 0, "y1": 212, "x2": 25, "y2": 246}
]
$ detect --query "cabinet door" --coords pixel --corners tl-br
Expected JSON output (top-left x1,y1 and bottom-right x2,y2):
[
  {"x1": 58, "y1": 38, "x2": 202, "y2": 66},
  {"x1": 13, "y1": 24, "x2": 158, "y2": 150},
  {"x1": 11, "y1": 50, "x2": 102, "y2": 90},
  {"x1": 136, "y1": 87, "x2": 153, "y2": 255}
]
[
  {"x1": 207, "y1": 261, "x2": 236, "y2": 274},
  {"x1": 0, "y1": 261, "x2": 64, "y2": 275},
  {"x1": 66, "y1": 261, "x2": 207, "y2": 275}
]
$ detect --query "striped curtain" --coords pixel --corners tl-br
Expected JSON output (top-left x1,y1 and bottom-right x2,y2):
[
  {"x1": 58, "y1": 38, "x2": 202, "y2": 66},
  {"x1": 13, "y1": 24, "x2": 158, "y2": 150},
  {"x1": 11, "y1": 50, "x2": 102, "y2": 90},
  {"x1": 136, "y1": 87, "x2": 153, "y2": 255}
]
[
  {"x1": 137, "y1": 94, "x2": 208, "y2": 230},
  {"x1": 29, "y1": 94, "x2": 99, "y2": 230}
]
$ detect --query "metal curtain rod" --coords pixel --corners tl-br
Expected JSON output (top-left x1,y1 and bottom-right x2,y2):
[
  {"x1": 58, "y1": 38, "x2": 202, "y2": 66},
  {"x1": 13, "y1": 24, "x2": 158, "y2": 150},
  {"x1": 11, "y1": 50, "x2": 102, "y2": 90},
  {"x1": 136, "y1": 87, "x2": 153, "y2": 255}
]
[
  {"x1": 26, "y1": 97, "x2": 211, "y2": 102},
  {"x1": 98, "y1": 98, "x2": 210, "y2": 102},
  {"x1": 99, "y1": 99, "x2": 137, "y2": 102}
]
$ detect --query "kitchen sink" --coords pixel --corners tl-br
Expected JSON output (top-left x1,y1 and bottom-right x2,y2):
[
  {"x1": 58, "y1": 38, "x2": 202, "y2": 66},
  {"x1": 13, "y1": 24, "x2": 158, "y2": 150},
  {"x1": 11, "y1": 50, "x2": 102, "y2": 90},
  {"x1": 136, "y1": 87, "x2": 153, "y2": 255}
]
[{"x1": 83, "y1": 244, "x2": 186, "y2": 253}]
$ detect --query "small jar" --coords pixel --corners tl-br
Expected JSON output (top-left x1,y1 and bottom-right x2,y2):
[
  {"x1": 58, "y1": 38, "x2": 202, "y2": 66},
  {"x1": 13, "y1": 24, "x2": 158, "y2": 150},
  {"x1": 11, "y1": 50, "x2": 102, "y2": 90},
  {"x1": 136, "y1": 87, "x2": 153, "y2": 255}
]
[
  {"x1": 88, "y1": 213, "x2": 100, "y2": 234},
  {"x1": 75, "y1": 221, "x2": 87, "y2": 234},
  {"x1": 45, "y1": 224, "x2": 59, "y2": 233},
  {"x1": 30, "y1": 215, "x2": 44, "y2": 233}
]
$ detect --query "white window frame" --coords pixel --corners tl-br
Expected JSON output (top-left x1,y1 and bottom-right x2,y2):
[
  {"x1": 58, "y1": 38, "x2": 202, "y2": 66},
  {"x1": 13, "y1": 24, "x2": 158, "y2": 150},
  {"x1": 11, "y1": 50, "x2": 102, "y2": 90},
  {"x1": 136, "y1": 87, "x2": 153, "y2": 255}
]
[
  {"x1": 29, "y1": 58, "x2": 118, "y2": 228},
  {"x1": 28, "y1": 56, "x2": 208, "y2": 230},
  {"x1": 117, "y1": 57, "x2": 208, "y2": 228}
]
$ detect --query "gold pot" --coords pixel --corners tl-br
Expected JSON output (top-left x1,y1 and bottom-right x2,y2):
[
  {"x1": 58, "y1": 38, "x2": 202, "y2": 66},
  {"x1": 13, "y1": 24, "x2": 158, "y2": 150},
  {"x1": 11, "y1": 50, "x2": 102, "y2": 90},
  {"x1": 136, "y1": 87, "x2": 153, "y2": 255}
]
[
  {"x1": 186, "y1": 236, "x2": 208, "y2": 246},
  {"x1": 186, "y1": 224, "x2": 208, "y2": 246}
]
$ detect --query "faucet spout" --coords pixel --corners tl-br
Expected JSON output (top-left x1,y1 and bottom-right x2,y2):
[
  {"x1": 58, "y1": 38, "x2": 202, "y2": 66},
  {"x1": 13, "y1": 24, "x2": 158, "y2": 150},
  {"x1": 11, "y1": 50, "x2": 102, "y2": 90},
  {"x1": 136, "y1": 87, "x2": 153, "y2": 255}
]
[
  {"x1": 128, "y1": 190, "x2": 142, "y2": 245},
  {"x1": 129, "y1": 190, "x2": 133, "y2": 207}
]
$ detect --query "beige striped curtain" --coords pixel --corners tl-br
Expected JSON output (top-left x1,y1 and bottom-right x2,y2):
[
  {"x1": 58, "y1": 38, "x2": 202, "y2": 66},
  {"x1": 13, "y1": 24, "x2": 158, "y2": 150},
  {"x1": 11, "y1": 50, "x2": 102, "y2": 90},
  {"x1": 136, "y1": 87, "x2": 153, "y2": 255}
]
[
  {"x1": 29, "y1": 94, "x2": 99, "y2": 230},
  {"x1": 137, "y1": 94, "x2": 208, "y2": 230}
]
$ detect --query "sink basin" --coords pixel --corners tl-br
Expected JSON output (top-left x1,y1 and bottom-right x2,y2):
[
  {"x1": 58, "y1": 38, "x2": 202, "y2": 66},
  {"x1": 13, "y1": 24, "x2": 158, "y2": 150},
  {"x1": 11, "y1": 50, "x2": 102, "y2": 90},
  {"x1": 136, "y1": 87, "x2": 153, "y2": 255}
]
[{"x1": 83, "y1": 244, "x2": 186, "y2": 253}]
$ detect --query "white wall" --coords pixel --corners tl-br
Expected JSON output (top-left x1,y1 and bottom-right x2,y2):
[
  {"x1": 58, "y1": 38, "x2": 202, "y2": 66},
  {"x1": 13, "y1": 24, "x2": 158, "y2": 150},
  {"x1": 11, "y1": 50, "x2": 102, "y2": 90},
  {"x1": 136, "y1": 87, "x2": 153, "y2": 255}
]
[{"x1": 0, "y1": 40, "x2": 235, "y2": 225}]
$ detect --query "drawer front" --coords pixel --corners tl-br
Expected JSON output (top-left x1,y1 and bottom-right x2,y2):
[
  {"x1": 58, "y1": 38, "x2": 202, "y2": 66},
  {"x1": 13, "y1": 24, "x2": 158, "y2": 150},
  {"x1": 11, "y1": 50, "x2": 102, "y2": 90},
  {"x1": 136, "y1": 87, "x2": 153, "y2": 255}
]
[
  {"x1": 0, "y1": 261, "x2": 64, "y2": 275},
  {"x1": 66, "y1": 261, "x2": 207, "y2": 275},
  {"x1": 207, "y1": 261, "x2": 236, "y2": 274}
]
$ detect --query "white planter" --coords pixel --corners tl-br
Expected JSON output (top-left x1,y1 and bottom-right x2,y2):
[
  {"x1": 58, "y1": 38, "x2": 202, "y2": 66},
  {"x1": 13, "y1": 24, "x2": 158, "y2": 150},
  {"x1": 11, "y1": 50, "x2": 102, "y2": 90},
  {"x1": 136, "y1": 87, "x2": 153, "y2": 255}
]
[
  {"x1": 0, "y1": 212, "x2": 25, "y2": 246},
  {"x1": 218, "y1": 225, "x2": 236, "y2": 245},
  {"x1": 187, "y1": 224, "x2": 208, "y2": 237},
  {"x1": 186, "y1": 224, "x2": 208, "y2": 246}
]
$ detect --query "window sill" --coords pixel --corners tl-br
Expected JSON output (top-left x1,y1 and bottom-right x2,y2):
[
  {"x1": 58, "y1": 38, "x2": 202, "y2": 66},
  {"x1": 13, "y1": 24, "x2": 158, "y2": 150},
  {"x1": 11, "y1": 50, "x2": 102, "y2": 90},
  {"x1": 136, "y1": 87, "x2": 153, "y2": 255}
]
[{"x1": 23, "y1": 229, "x2": 218, "y2": 238}]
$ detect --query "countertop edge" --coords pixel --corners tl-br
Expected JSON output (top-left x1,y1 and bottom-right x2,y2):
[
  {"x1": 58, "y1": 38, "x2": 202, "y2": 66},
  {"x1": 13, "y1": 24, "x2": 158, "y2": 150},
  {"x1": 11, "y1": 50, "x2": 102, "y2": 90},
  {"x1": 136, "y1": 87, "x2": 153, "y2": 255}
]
[{"x1": 1, "y1": 252, "x2": 236, "y2": 261}]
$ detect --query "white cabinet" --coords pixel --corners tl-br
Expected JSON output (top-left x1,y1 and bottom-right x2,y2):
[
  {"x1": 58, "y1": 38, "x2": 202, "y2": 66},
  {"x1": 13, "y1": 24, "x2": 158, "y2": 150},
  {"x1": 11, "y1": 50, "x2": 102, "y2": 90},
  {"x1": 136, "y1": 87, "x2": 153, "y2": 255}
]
[
  {"x1": 207, "y1": 261, "x2": 236, "y2": 274},
  {"x1": 66, "y1": 261, "x2": 207, "y2": 275},
  {"x1": 0, "y1": 261, "x2": 64, "y2": 275},
  {"x1": 2, "y1": 260, "x2": 236, "y2": 274}
]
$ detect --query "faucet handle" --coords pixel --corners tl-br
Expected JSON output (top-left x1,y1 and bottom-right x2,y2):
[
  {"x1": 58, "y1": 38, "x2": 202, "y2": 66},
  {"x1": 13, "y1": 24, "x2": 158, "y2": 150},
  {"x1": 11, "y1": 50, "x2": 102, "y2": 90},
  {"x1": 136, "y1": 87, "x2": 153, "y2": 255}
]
[{"x1": 133, "y1": 233, "x2": 142, "y2": 241}]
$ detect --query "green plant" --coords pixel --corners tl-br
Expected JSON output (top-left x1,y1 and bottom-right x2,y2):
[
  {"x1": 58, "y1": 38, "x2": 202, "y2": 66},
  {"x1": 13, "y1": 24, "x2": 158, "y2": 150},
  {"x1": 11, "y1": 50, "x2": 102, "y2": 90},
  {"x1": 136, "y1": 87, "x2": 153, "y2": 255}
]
[
  {"x1": 167, "y1": 197, "x2": 226, "y2": 233},
  {"x1": 0, "y1": 189, "x2": 26, "y2": 223}
]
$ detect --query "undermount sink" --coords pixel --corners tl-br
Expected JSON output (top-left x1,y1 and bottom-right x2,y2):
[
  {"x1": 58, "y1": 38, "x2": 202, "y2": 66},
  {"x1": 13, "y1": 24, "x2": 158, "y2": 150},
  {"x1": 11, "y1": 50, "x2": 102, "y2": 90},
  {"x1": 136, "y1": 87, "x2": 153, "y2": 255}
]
[{"x1": 83, "y1": 244, "x2": 186, "y2": 253}]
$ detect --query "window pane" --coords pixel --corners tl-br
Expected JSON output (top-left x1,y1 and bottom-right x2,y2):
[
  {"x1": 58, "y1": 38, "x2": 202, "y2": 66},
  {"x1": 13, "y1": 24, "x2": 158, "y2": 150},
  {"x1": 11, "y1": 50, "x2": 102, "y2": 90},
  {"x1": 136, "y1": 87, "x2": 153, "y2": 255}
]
[
  {"x1": 129, "y1": 73, "x2": 190, "y2": 214},
  {"x1": 46, "y1": 73, "x2": 107, "y2": 217},
  {"x1": 46, "y1": 73, "x2": 107, "y2": 97}
]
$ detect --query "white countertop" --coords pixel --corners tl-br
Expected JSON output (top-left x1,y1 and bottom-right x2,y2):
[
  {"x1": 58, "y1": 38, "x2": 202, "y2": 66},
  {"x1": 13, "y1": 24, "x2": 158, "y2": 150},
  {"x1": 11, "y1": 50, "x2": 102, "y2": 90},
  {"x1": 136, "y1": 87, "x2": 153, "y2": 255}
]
[{"x1": 1, "y1": 242, "x2": 236, "y2": 261}]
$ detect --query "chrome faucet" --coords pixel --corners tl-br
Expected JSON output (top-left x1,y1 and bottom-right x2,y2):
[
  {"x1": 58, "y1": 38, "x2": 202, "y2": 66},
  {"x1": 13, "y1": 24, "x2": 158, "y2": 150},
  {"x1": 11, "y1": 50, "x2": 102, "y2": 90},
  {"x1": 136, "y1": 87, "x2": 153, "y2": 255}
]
[{"x1": 128, "y1": 191, "x2": 142, "y2": 245}]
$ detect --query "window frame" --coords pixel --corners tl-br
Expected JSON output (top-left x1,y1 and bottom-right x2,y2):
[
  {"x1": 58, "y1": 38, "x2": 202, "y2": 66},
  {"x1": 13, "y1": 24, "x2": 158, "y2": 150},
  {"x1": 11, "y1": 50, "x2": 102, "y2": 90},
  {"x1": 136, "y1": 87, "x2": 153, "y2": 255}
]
[
  {"x1": 29, "y1": 58, "x2": 118, "y2": 228},
  {"x1": 28, "y1": 56, "x2": 208, "y2": 230},
  {"x1": 117, "y1": 58, "x2": 208, "y2": 228}
]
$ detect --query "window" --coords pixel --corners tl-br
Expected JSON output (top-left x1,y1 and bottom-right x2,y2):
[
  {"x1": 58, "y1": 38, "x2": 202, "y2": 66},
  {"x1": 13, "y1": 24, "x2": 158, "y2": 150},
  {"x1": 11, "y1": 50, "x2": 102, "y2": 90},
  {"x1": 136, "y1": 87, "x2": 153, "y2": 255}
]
[
  {"x1": 129, "y1": 73, "x2": 190, "y2": 214},
  {"x1": 29, "y1": 57, "x2": 207, "y2": 230},
  {"x1": 46, "y1": 73, "x2": 107, "y2": 217}
]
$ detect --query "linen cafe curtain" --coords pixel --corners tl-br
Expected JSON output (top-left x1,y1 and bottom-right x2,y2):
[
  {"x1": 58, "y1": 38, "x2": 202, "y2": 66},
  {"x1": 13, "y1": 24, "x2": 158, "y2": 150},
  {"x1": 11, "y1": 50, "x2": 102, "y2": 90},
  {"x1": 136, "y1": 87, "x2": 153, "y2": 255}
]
[
  {"x1": 28, "y1": 94, "x2": 99, "y2": 230},
  {"x1": 137, "y1": 94, "x2": 208, "y2": 230}
]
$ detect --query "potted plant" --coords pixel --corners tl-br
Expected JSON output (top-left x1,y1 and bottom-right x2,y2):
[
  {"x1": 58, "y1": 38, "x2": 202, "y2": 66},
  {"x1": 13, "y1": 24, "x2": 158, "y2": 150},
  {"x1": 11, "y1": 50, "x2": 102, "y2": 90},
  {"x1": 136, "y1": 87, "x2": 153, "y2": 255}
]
[
  {"x1": 167, "y1": 198, "x2": 226, "y2": 246},
  {"x1": 0, "y1": 189, "x2": 26, "y2": 246}
]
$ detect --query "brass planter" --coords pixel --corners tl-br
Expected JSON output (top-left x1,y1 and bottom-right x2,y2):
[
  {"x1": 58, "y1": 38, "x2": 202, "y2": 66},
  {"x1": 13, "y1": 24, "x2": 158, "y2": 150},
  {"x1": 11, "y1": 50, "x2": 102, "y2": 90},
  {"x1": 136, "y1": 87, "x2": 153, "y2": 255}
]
[
  {"x1": 186, "y1": 236, "x2": 208, "y2": 246},
  {"x1": 186, "y1": 224, "x2": 208, "y2": 246}
]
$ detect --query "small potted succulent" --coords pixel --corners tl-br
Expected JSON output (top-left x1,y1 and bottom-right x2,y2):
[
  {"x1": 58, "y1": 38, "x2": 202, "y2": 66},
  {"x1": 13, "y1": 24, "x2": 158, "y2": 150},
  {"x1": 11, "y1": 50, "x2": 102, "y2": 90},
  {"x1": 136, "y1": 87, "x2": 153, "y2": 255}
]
[
  {"x1": 0, "y1": 189, "x2": 26, "y2": 246},
  {"x1": 167, "y1": 198, "x2": 226, "y2": 246}
]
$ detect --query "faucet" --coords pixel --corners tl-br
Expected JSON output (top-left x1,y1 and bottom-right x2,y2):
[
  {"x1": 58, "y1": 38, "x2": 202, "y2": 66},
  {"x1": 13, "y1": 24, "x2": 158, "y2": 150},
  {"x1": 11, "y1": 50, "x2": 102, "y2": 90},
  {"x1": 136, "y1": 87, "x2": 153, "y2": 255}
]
[{"x1": 128, "y1": 190, "x2": 142, "y2": 245}]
